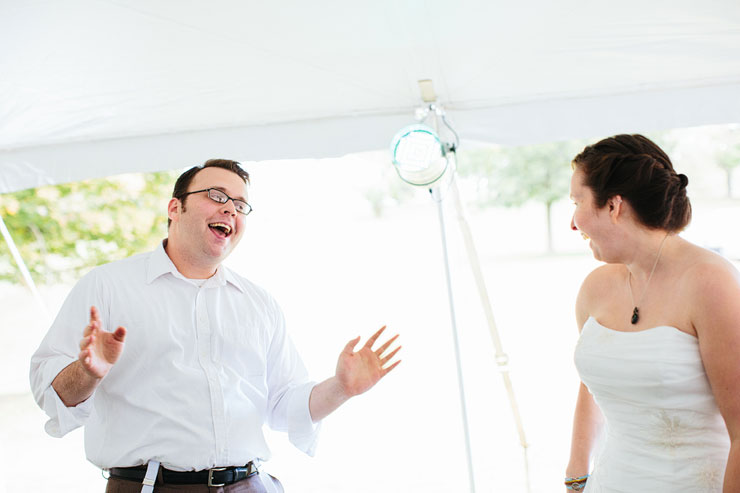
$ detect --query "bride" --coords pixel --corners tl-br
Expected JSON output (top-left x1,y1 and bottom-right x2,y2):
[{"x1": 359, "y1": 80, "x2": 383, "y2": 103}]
[{"x1": 565, "y1": 134, "x2": 740, "y2": 492}]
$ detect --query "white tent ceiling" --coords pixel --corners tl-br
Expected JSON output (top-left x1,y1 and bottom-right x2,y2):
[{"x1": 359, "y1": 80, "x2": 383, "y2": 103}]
[{"x1": 1, "y1": 0, "x2": 740, "y2": 193}]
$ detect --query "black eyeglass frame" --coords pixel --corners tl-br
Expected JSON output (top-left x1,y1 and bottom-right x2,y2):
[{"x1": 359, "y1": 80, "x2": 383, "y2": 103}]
[{"x1": 178, "y1": 188, "x2": 252, "y2": 216}]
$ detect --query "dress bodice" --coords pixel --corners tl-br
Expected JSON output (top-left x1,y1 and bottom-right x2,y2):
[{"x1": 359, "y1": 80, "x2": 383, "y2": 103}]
[{"x1": 574, "y1": 316, "x2": 729, "y2": 492}]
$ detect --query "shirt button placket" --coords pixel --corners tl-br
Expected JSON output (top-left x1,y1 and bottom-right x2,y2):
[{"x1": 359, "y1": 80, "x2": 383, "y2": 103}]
[{"x1": 195, "y1": 287, "x2": 226, "y2": 465}]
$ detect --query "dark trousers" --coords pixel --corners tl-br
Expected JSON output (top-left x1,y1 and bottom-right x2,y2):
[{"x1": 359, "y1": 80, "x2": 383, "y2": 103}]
[{"x1": 105, "y1": 473, "x2": 284, "y2": 493}]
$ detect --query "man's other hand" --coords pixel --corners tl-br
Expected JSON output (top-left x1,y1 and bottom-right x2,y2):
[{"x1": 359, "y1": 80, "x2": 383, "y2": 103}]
[{"x1": 78, "y1": 306, "x2": 126, "y2": 379}]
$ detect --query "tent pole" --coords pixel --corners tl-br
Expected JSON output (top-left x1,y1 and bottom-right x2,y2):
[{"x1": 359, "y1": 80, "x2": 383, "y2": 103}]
[
  {"x1": 448, "y1": 171, "x2": 531, "y2": 493},
  {"x1": 431, "y1": 186, "x2": 477, "y2": 493},
  {"x1": 0, "y1": 214, "x2": 49, "y2": 319}
]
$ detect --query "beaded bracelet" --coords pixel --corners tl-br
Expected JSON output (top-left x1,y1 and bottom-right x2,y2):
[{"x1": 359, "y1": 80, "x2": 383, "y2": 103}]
[{"x1": 564, "y1": 474, "x2": 589, "y2": 491}]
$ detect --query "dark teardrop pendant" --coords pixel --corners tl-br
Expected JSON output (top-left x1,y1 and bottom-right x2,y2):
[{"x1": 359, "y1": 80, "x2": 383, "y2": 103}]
[{"x1": 631, "y1": 307, "x2": 639, "y2": 325}]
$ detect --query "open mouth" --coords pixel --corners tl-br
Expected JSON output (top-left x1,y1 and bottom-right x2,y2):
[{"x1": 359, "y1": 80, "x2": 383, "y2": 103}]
[
  {"x1": 581, "y1": 233, "x2": 589, "y2": 240},
  {"x1": 209, "y1": 222, "x2": 233, "y2": 238}
]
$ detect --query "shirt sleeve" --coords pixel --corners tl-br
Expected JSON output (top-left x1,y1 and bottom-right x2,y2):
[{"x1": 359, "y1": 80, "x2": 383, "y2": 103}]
[
  {"x1": 263, "y1": 296, "x2": 321, "y2": 456},
  {"x1": 29, "y1": 269, "x2": 106, "y2": 437}
]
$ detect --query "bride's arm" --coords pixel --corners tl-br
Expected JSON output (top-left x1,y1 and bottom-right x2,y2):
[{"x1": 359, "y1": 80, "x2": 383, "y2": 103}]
[
  {"x1": 566, "y1": 383, "x2": 603, "y2": 481},
  {"x1": 691, "y1": 260, "x2": 740, "y2": 492},
  {"x1": 565, "y1": 273, "x2": 605, "y2": 490}
]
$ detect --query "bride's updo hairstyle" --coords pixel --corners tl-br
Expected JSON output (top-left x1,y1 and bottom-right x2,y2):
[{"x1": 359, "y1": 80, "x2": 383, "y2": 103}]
[{"x1": 572, "y1": 134, "x2": 691, "y2": 233}]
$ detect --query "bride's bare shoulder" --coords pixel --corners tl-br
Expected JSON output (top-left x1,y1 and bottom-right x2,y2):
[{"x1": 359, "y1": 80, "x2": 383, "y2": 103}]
[
  {"x1": 575, "y1": 264, "x2": 625, "y2": 327},
  {"x1": 681, "y1": 243, "x2": 740, "y2": 290},
  {"x1": 580, "y1": 263, "x2": 625, "y2": 293}
]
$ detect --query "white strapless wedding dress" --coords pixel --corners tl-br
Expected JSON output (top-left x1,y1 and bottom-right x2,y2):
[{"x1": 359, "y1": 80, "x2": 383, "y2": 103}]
[{"x1": 574, "y1": 316, "x2": 730, "y2": 492}]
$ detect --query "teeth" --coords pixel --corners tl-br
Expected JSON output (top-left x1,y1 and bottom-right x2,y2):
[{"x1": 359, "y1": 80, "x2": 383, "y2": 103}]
[
  {"x1": 581, "y1": 233, "x2": 589, "y2": 240},
  {"x1": 209, "y1": 223, "x2": 232, "y2": 235}
]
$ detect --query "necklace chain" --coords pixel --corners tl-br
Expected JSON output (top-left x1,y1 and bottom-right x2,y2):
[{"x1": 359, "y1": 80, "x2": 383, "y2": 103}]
[{"x1": 627, "y1": 233, "x2": 669, "y2": 324}]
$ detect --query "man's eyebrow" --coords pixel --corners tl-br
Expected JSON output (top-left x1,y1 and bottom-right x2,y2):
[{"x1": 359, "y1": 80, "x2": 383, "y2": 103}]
[{"x1": 211, "y1": 186, "x2": 247, "y2": 202}]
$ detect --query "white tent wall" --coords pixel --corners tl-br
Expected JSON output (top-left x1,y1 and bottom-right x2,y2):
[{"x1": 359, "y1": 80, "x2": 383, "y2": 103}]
[{"x1": 2, "y1": 1, "x2": 740, "y2": 193}]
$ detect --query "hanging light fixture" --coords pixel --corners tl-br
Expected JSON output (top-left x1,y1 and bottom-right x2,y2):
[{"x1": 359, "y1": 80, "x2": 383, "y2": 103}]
[
  {"x1": 390, "y1": 123, "x2": 448, "y2": 186},
  {"x1": 390, "y1": 80, "x2": 531, "y2": 493}
]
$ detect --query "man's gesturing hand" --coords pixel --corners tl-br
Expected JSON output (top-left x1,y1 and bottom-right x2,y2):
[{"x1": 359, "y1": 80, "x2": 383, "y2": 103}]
[
  {"x1": 308, "y1": 326, "x2": 402, "y2": 422},
  {"x1": 336, "y1": 326, "x2": 401, "y2": 398},
  {"x1": 78, "y1": 306, "x2": 126, "y2": 379}
]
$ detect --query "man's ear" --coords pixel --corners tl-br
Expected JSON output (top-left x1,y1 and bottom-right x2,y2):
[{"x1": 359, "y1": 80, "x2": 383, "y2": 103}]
[{"x1": 167, "y1": 197, "x2": 181, "y2": 224}]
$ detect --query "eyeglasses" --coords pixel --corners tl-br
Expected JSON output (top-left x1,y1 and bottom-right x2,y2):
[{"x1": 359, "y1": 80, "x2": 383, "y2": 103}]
[{"x1": 179, "y1": 188, "x2": 252, "y2": 215}]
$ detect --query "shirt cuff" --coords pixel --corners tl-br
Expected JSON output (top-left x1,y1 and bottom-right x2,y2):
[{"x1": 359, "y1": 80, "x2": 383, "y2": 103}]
[
  {"x1": 287, "y1": 381, "x2": 321, "y2": 456},
  {"x1": 41, "y1": 383, "x2": 95, "y2": 438}
]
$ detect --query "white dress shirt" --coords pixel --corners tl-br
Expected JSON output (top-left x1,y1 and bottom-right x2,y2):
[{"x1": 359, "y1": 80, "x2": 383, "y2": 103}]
[{"x1": 29, "y1": 242, "x2": 320, "y2": 471}]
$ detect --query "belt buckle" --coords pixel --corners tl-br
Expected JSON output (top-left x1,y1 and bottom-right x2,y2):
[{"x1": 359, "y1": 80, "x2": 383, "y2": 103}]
[{"x1": 207, "y1": 467, "x2": 227, "y2": 487}]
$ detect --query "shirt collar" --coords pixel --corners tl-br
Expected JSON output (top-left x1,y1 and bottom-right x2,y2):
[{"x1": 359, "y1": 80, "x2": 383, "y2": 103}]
[{"x1": 145, "y1": 240, "x2": 245, "y2": 292}]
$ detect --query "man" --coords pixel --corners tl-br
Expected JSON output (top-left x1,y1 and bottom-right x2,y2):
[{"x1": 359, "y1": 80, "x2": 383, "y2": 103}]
[{"x1": 30, "y1": 159, "x2": 401, "y2": 492}]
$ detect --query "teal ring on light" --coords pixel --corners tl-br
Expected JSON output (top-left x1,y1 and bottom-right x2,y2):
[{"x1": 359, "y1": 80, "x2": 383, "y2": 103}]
[
  {"x1": 390, "y1": 124, "x2": 448, "y2": 186},
  {"x1": 391, "y1": 125, "x2": 442, "y2": 166}
]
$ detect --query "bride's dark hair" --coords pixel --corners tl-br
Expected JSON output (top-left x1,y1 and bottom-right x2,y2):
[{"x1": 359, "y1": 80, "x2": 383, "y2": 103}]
[{"x1": 572, "y1": 134, "x2": 691, "y2": 233}]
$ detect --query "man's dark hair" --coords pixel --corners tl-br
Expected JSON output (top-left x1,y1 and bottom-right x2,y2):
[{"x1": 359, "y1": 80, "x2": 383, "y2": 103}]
[
  {"x1": 168, "y1": 159, "x2": 250, "y2": 227},
  {"x1": 572, "y1": 134, "x2": 691, "y2": 233}
]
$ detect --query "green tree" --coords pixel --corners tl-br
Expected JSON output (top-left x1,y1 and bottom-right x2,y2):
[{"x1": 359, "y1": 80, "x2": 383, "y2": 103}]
[
  {"x1": 457, "y1": 141, "x2": 583, "y2": 253},
  {"x1": 0, "y1": 170, "x2": 179, "y2": 285},
  {"x1": 717, "y1": 143, "x2": 740, "y2": 198},
  {"x1": 363, "y1": 166, "x2": 415, "y2": 217}
]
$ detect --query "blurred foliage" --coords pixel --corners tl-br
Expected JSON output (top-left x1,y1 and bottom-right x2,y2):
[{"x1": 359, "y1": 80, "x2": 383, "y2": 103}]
[
  {"x1": 717, "y1": 143, "x2": 740, "y2": 171},
  {"x1": 364, "y1": 165, "x2": 416, "y2": 217},
  {"x1": 0, "y1": 170, "x2": 179, "y2": 284},
  {"x1": 456, "y1": 140, "x2": 584, "y2": 209},
  {"x1": 456, "y1": 133, "x2": 672, "y2": 209},
  {"x1": 717, "y1": 138, "x2": 740, "y2": 198},
  {"x1": 456, "y1": 140, "x2": 586, "y2": 252}
]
